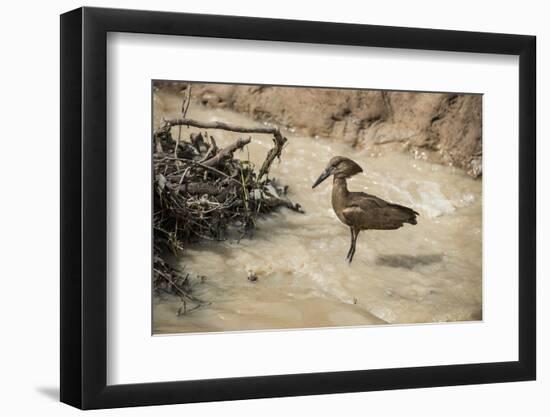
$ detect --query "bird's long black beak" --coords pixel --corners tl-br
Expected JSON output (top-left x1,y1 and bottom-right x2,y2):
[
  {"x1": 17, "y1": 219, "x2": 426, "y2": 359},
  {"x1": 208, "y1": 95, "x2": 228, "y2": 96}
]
[{"x1": 312, "y1": 167, "x2": 332, "y2": 188}]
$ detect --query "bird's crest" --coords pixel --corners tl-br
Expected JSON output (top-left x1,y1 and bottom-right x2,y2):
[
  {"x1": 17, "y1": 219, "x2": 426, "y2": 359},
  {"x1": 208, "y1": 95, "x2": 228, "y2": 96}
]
[{"x1": 330, "y1": 156, "x2": 363, "y2": 178}]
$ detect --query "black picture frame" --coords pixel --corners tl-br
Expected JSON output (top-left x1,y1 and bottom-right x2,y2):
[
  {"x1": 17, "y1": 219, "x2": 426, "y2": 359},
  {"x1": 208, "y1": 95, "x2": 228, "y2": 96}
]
[{"x1": 60, "y1": 6, "x2": 536, "y2": 410}]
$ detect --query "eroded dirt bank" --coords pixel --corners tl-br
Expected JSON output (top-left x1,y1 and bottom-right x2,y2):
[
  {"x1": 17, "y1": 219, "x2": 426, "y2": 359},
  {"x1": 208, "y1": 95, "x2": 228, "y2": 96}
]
[{"x1": 156, "y1": 83, "x2": 482, "y2": 177}]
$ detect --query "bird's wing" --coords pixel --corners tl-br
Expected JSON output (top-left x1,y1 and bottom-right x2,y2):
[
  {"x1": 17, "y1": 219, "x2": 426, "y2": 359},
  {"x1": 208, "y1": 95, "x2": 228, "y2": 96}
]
[
  {"x1": 341, "y1": 193, "x2": 389, "y2": 228},
  {"x1": 342, "y1": 193, "x2": 419, "y2": 230},
  {"x1": 342, "y1": 205, "x2": 409, "y2": 229},
  {"x1": 341, "y1": 206, "x2": 367, "y2": 226},
  {"x1": 348, "y1": 192, "x2": 389, "y2": 210}
]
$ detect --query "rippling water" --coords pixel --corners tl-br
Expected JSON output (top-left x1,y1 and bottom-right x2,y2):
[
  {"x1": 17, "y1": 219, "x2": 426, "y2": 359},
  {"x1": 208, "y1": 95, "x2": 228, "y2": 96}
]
[{"x1": 153, "y1": 94, "x2": 482, "y2": 334}]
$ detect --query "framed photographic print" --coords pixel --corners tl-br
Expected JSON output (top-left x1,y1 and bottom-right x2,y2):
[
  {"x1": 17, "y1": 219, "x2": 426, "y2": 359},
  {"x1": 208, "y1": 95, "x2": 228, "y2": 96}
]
[{"x1": 60, "y1": 6, "x2": 536, "y2": 409}]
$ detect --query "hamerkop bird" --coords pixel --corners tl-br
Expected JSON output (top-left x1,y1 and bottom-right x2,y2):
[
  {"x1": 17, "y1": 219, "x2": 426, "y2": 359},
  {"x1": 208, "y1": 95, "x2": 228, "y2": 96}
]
[{"x1": 312, "y1": 156, "x2": 419, "y2": 263}]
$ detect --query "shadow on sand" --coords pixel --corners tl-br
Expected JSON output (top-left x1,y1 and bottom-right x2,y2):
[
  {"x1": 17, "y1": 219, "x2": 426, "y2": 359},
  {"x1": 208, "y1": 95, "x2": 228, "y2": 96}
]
[{"x1": 376, "y1": 253, "x2": 443, "y2": 270}]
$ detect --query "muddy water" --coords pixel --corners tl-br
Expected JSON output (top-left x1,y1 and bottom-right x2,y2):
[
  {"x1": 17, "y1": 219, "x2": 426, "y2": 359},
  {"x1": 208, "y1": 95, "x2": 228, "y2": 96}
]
[{"x1": 153, "y1": 94, "x2": 482, "y2": 334}]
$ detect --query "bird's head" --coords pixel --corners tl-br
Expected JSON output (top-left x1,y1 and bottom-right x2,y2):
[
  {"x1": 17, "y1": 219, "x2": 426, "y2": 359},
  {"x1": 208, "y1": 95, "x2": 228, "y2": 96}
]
[{"x1": 312, "y1": 156, "x2": 363, "y2": 188}]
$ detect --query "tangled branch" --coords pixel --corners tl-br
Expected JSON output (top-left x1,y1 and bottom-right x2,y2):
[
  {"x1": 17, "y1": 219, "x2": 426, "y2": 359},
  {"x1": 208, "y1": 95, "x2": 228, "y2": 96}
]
[{"x1": 153, "y1": 116, "x2": 302, "y2": 310}]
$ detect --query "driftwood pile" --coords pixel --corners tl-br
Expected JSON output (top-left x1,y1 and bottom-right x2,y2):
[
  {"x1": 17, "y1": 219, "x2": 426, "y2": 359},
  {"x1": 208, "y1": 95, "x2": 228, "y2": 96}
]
[{"x1": 153, "y1": 114, "x2": 302, "y2": 312}]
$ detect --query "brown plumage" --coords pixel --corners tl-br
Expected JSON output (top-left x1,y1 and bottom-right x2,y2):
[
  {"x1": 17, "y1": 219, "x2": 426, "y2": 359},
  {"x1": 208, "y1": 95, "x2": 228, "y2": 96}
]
[{"x1": 312, "y1": 156, "x2": 419, "y2": 263}]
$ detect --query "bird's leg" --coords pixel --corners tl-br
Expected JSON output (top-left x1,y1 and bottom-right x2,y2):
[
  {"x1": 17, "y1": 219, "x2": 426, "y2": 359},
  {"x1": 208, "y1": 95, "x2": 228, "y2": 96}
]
[
  {"x1": 346, "y1": 228, "x2": 357, "y2": 261},
  {"x1": 346, "y1": 228, "x2": 355, "y2": 260},
  {"x1": 348, "y1": 229, "x2": 360, "y2": 264}
]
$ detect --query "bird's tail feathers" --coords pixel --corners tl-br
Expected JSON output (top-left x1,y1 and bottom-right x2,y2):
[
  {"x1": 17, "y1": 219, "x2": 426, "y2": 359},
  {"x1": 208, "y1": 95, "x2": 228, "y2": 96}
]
[{"x1": 390, "y1": 203, "x2": 419, "y2": 225}]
